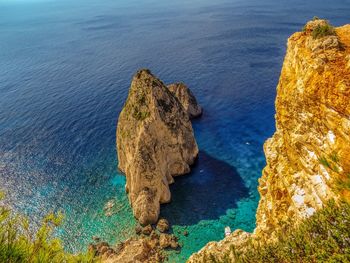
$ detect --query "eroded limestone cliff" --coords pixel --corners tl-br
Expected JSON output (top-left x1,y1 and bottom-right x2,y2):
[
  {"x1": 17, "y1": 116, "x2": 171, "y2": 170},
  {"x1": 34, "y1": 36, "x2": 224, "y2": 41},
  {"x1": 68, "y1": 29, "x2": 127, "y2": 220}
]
[
  {"x1": 188, "y1": 19, "x2": 350, "y2": 262},
  {"x1": 116, "y1": 69, "x2": 199, "y2": 225}
]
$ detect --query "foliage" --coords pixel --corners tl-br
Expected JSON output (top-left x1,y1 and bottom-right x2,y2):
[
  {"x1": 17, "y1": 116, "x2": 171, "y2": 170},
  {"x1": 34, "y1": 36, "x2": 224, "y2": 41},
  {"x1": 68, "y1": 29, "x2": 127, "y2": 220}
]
[
  {"x1": 317, "y1": 152, "x2": 350, "y2": 191},
  {"x1": 132, "y1": 108, "x2": 150, "y2": 121},
  {"x1": 0, "y1": 194, "x2": 96, "y2": 263},
  {"x1": 318, "y1": 156, "x2": 331, "y2": 169},
  {"x1": 336, "y1": 173, "x2": 350, "y2": 191},
  {"x1": 312, "y1": 22, "x2": 336, "y2": 39},
  {"x1": 229, "y1": 200, "x2": 350, "y2": 263},
  {"x1": 318, "y1": 154, "x2": 340, "y2": 173}
]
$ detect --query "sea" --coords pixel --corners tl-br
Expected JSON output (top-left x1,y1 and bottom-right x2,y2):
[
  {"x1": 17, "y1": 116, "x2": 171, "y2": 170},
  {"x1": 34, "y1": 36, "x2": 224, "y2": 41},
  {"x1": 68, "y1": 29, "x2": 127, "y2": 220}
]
[{"x1": 0, "y1": 0, "x2": 349, "y2": 261}]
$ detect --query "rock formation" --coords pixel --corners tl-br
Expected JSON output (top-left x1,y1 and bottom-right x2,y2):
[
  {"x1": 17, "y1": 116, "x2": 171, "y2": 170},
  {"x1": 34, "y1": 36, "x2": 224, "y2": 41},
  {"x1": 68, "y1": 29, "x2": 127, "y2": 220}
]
[
  {"x1": 91, "y1": 223, "x2": 180, "y2": 263},
  {"x1": 167, "y1": 83, "x2": 202, "y2": 118},
  {"x1": 116, "y1": 69, "x2": 199, "y2": 225},
  {"x1": 188, "y1": 19, "x2": 350, "y2": 262}
]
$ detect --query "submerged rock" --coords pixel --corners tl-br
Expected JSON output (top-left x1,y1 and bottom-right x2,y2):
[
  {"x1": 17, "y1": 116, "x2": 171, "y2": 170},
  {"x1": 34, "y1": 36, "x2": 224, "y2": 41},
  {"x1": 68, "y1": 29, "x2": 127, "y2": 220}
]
[
  {"x1": 167, "y1": 83, "x2": 202, "y2": 119},
  {"x1": 117, "y1": 69, "x2": 199, "y2": 225}
]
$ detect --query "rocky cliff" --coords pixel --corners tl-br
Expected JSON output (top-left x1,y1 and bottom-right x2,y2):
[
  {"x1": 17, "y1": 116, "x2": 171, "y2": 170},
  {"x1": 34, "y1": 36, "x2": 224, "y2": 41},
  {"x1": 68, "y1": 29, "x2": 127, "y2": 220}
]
[
  {"x1": 116, "y1": 69, "x2": 199, "y2": 225},
  {"x1": 167, "y1": 83, "x2": 202, "y2": 119},
  {"x1": 188, "y1": 19, "x2": 350, "y2": 262}
]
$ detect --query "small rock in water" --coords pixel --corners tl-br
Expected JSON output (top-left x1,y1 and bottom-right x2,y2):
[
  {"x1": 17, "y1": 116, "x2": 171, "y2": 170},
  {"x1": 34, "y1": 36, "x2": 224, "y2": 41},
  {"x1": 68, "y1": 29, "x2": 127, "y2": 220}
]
[
  {"x1": 104, "y1": 200, "x2": 115, "y2": 210},
  {"x1": 183, "y1": 230, "x2": 189, "y2": 236},
  {"x1": 92, "y1": 236, "x2": 100, "y2": 242},
  {"x1": 150, "y1": 230, "x2": 159, "y2": 240},
  {"x1": 156, "y1": 218, "x2": 170, "y2": 233},
  {"x1": 105, "y1": 211, "x2": 113, "y2": 217},
  {"x1": 135, "y1": 225, "x2": 142, "y2": 235},
  {"x1": 142, "y1": 224, "x2": 153, "y2": 235},
  {"x1": 159, "y1": 234, "x2": 179, "y2": 249}
]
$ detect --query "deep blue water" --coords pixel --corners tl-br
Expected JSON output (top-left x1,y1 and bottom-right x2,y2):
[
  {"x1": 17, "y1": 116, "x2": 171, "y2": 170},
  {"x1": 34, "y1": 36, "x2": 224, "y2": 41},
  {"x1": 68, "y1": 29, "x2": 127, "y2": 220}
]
[{"x1": 0, "y1": 0, "x2": 349, "y2": 261}]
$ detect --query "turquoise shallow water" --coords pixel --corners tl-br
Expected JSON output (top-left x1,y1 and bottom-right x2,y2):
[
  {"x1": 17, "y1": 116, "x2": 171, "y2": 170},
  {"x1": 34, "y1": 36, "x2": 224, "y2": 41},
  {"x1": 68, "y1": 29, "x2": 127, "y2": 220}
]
[{"x1": 1, "y1": 0, "x2": 349, "y2": 262}]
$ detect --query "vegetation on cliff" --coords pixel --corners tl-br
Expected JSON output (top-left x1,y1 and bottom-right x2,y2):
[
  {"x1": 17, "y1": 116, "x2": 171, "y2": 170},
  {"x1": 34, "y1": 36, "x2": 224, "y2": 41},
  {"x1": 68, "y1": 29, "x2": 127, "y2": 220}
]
[
  {"x1": 200, "y1": 200, "x2": 350, "y2": 263},
  {"x1": 188, "y1": 18, "x2": 350, "y2": 263},
  {"x1": 303, "y1": 17, "x2": 336, "y2": 39},
  {"x1": 0, "y1": 193, "x2": 95, "y2": 263}
]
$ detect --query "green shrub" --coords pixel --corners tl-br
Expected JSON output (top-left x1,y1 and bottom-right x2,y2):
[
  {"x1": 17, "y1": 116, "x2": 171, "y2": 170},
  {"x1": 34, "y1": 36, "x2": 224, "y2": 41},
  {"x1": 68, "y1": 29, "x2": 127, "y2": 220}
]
[
  {"x1": 132, "y1": 107, "x2": 150, "y2": 121},
  {"x1": 0, "y1": 193, "x2": 96, "y2": 263},
  {"x1": 329, "y1": 152, "x2": 340, "y2": 163},
  {"x1": 231, "y1": 200, "x2": 350, "y2": 263},
  {"x1": 312, "y1": 22, "x2": 336, "y2": 39},
  {"x1": 318, "y1": 156, "x2": 331, "y2": 169}
]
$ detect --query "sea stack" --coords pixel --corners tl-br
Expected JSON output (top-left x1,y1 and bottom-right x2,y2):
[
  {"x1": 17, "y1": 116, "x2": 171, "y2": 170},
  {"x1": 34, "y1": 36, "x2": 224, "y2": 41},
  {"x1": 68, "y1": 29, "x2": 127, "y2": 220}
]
[
  {"x1": 167, "y1": 83, "x2": 202, "y2": 119},
  {"x1": 116, "y1": 69, "x2": 199, "y2": 225}
]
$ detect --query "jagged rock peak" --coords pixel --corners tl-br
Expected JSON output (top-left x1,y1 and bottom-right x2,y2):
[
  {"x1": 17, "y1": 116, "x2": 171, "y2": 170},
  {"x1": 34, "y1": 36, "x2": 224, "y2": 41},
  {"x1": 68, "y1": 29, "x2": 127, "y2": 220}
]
[
  {"x1": 167, "y1": 82, "x2": 202, "y2": 119},
  {"x1": 116, "y1": 69, "x2": 199, "y2": 225}
]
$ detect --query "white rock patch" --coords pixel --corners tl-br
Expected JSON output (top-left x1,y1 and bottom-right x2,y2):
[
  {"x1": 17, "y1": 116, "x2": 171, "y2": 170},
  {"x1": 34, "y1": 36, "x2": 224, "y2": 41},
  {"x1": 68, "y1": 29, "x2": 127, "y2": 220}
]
[{"x1": 327, "y1": 130, "x2": 336, "y2": 144}]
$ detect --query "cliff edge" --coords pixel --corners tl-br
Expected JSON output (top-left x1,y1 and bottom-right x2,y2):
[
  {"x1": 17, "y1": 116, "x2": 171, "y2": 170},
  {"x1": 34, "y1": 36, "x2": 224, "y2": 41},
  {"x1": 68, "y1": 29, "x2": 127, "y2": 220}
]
[{"x1": 188, "y1": 19, "x2": 350, "y2": 262}]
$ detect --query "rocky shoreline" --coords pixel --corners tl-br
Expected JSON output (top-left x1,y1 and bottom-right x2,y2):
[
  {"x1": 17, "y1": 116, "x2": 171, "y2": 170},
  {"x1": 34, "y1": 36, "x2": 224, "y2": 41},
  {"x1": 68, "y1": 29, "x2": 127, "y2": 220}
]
[{"x1": 89, "y1": 218, "x2": 186, "y2": 262}]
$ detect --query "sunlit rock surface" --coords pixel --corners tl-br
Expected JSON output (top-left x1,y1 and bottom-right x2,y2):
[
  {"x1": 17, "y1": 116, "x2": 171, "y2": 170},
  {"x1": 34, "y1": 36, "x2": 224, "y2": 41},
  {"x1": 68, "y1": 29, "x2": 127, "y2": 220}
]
[
  {"x1": 188, "y1": 20, "x2": 350, "y2": 262},
  {"x1": 116, "y1": 69, "x2": 198, "y2": 225},
  {"x1": 167, "y1": 83, "x2": 202, "y2": 119}
]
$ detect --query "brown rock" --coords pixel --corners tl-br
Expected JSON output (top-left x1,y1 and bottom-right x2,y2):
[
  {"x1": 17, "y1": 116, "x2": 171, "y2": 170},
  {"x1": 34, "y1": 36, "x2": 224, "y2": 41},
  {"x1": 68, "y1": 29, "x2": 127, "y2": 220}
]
[
  {"x1": 141, "y1": 224, "x2": 153, "y2": 236},
  {"x1": 108, "y1": 238, "x2": 151, "y2": 263},
  {"x1": 159, "y1": 234, "x2": 178, "y2": 249},
  {"x1": 135, "y1": 225, "x2": 142, "y2": 235},
  {"x1": 117, "y1": 69, "x2": 199, "y2": 225},
  {"x1": 92, "y1": 236, "x2": 100, "y2": 242},
  {"x1": 150, "y1": 230, "x2": 159, "y2": 240},
  {"x1": 156, "y1": 218, "x2": 170, "y2": 233},
  {"x1": 167, "y1": 82, "x2": 202, "y2": 119}
]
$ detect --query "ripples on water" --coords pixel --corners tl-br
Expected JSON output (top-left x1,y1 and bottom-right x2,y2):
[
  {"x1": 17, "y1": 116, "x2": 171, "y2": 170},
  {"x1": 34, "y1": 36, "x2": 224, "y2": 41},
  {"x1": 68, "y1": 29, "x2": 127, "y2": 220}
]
[{"x1": 1, "y1": 0, "x2": 349, "y2": 261}]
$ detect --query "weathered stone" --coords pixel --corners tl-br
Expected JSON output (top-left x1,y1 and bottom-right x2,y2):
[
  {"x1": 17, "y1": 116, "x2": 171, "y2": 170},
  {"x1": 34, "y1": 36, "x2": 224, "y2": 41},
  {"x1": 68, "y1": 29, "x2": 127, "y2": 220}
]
[
  {"x1": 150, "y1": 230, "x2": 159, "y2": 240},
  {"x1": 117, "y1": 69, "x2": 199, "y2": 225},
  {"x1": 188, "y1": 20, "x2": 350, "y2": 263},
  {"x1": 156, "y1": 218, "x2": 170, "y2": 233},
  {"x1": 167, "y1": 83, "x2": 202, "y2": 119},
  {"x1": 159, "y1": 234, "x2": 178, "y2": 249},
  {"x1": 135, "y1": 225, "x2": 142, "y2": 235},
  {"x1": 141, "y1": 224, "x2": 153, "y2": 236}
]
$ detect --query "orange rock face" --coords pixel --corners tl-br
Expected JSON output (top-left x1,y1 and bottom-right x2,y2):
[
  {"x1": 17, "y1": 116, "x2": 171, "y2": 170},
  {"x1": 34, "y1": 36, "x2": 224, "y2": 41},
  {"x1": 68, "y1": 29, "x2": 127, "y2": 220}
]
[
  {"x1": 188, "y1": 20, "x2": 350, "y2": 262},
  {"x1": 255, "y1": 20, "x2": 350, "y2": 238}
]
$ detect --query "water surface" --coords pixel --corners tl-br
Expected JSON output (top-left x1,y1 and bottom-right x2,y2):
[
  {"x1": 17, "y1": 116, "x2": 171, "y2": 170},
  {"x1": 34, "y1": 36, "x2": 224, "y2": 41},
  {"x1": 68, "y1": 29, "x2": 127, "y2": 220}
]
[{"x1": 1, "y1": 0, "x2": 349, "y2": 261}]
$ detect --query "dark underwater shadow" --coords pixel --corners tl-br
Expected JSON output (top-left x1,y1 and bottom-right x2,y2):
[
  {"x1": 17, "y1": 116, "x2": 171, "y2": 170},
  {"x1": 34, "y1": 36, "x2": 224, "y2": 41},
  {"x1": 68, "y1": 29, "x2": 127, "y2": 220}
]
[{"x1": 160, "y1": 151, "x2": 249, "y2": 226}]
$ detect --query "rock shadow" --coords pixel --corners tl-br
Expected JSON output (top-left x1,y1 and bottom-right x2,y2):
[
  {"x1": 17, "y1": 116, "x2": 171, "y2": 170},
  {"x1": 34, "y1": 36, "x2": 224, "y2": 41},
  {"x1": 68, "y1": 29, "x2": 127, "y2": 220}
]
[{"x1": 160, "y1": 150, "x2": 249, "y2": 226}]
